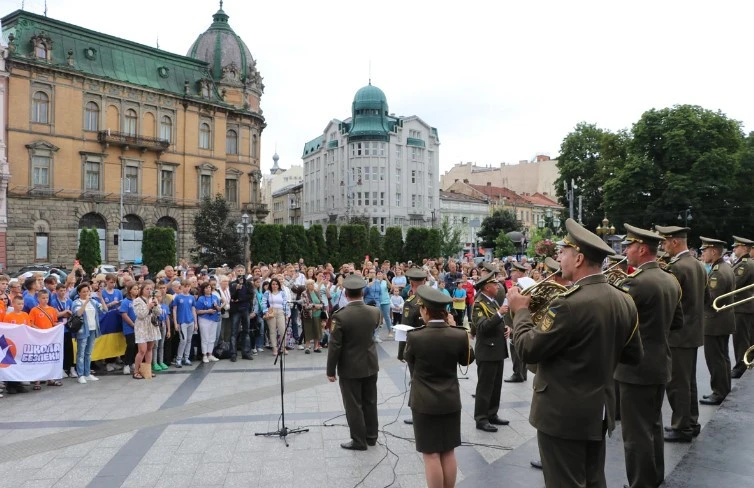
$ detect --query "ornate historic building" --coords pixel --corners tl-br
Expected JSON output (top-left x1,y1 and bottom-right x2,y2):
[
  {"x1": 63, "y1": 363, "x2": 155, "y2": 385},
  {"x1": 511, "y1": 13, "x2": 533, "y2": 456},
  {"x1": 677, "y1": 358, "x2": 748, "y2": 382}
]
[{"x1": 0, "y1": 5, "x2": 267, "y2": 270}]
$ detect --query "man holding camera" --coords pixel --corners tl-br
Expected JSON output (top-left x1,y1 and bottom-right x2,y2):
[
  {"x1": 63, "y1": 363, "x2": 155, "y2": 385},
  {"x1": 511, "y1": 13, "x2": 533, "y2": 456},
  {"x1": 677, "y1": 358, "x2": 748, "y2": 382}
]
[{"x1": 230, "y1": 265, "x2": 254, "y2": 362}]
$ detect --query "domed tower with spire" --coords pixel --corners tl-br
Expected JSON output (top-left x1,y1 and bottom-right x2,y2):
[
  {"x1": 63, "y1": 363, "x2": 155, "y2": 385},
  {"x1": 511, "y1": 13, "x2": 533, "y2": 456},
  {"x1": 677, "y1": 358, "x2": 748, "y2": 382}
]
[
  {"x1": 187, "y1": 1, "x2": 264, "y2": 112},
  {"x1": 270, "y1": 151, "x2": 282, "y2": 175}
]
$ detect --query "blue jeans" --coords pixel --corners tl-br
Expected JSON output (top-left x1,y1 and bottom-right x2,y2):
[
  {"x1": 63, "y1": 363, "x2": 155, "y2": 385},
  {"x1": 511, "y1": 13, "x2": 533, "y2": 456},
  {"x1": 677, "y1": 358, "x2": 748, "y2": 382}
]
[
  {"x1": 254, "y1": 314, "x2": 266, "y2": 349},
  {"x1": 76, "y1": 328, "x2": 97, "y2": 377},
  {"x1": 289, "y1": 305, "x2": 301, "y2": 341},
  {"x1": 379, "y1": 303, "x2": 393, "y2": 332}
]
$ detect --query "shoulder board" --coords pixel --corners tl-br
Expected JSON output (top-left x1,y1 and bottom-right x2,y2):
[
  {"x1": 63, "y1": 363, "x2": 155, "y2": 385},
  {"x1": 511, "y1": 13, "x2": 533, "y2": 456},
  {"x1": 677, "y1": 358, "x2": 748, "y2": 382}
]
[
  {"x1": 612, "y1": 282, "x2": 630, "y2": 293},
  {"x1": 661, "y1": 266, "x2": 673, "y2": 274},
  {"x1": 451, "y1": 325, "x2": 468, "y2": 331},
  {"x1": 628, "y1": 268, "x2": 643, "y2": 278},
  {"x1": 407, "y1": 325, "x2": 425, "y2": 333},
  {"x1": 742, "y1": 257, "x2": 749, "y2": 263},
  {"x1": 406, "y1": 295, "x2": 415, "y2": 302},
  {"x1": 669, "y1": 256, "x2": 680, "y2": 264},
  {"x1": 713, "y1": 264, "x2": 719, "y2": 271},
  {"x1": 331, "y1": 307, "x2": 344, "y2": 315},
  {"x1": 559, "y1": 285, "x2": 580, "y2": 298}
]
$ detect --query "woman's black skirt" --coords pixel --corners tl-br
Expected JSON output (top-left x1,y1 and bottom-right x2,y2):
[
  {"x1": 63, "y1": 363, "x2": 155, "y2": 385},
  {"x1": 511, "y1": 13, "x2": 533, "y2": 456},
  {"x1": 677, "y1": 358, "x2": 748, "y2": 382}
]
[{"x1": 412, "y1": 410, "x2": 461, "y2": 453}]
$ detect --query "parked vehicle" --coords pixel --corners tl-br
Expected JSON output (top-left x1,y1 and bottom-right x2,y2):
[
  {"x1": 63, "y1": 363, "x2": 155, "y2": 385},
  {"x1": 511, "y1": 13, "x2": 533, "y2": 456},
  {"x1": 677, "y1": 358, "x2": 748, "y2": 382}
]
[{"x1": 11, "y1": 264, "x2": 69, "y2": 281}]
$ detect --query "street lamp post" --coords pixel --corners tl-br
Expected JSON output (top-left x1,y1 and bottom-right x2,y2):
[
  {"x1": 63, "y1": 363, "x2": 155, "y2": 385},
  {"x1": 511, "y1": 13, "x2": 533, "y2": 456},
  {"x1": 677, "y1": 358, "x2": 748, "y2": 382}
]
[
  {"x1": 235, "y1": 213, "x2": 254, "y2": 269},
  {"x1": 596, "y1": 215, "x2": 616, "y2": 247},
  {"x1": 678, "y1": 207, "x2": 693, "y2": 227}
]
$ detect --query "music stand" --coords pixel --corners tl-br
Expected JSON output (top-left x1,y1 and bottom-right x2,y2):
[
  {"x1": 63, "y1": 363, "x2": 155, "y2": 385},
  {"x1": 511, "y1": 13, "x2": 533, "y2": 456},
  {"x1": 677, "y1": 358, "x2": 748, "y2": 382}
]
[{"x1": 255, "y1": 305, "x2": 308, "y2": 446}]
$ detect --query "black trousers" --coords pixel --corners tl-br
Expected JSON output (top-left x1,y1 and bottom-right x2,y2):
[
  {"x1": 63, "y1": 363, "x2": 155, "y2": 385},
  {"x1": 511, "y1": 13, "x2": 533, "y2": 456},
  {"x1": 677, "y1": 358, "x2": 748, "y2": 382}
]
[
  {"x1": 230, "y1": 310, "x2": 251, "y2": 358},
  {"x1": 538, "y1": 430, "x2": 607, "y2": 488},
  {"x1": 704, "y1": 334, "x2": 731, "y2": 399},
  {"x1": 733, "y1": 313, "x2": 754, "y2": 373},
  {"x1": 339, "y1": 374, "x2": 378, "y2": 447},
  {"x1": 124, "y1": 333, "x2": 136, "y2": 367},
  {"x1": 509, "y1": 342, "x2": 527, "y2": 380},
  {"x1": 667, "y1": 347, "x2": 700, "y2": 434},
  {"x1": 397, "y1": 340, "x2": 406, "y2": 361},
  {"x1": 63, "y1": 330, "x2": 74, "y2": 371},
  {"x1": 619, "y1": 382, "x2": 666, "y2": 488},
  {"x1": 474, "y1": 360, "x2": 503, "y2": 422}
]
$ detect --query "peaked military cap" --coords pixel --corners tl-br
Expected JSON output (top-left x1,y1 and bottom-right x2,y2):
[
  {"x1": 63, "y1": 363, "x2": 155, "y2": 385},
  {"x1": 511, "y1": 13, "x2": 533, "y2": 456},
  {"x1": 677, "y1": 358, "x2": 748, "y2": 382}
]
[
  {"x1": 622, "y1": 223, "x2": 665, "y2": 246},
  {"x1": 474, "y1": 272, "x2": 501, "y2": 291},
  {"x1": 732, "y1": 236, "x2": 754, "y2": 247},
  {"x1": 479, "y1": 261, "x2": 500, "y2": 273},
  {"x1": 699, "y1": 236, "x2": 727, "y2": 250},
  {"x1": 544, "y1": 257, "x2": 560, "y2": 273},
  {"x1": 405, "y1": 267, "x2": 428, "y2": 281},
  {"x1": 343, "y1": 274, "x2": 368, "y2": 290},
  {"x1": 654, "y1": 225, "x2": 690, "y2": 238},
  {"x1": 511, "y1": 262, "x2": 527, "y2": 272},
  {"x1": 556, "y1": 218, "x2": 615, "y2": 263},
  {"x1": 416, "y1": 285, "x2": 452, "y2": 310}
]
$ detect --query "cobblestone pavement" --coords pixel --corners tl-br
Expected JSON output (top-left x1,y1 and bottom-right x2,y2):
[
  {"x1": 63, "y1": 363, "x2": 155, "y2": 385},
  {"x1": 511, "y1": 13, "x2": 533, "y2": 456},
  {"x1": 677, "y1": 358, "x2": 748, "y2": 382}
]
[{"x1": 0, "y1": 328, "x2": 737, "y2": 488}]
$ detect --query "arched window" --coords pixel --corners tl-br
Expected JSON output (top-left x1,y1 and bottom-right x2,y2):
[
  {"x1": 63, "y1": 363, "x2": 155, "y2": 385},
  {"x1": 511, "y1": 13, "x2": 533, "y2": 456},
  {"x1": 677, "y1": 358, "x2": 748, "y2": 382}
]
[
  {"x1": 199, "y1": 122, "x2": 211, "y2": 149},
  {"x1": 251, "y1": 134, "x2": 258, "y2": 158},
  {"x1": 121, "y1": 214, "x2": 144, "y2": 263},
  {"x1": 124, "y1": 109, "x2": 138, "y2": 136},
  {"x1": 78, "y1": 212, "x2": 107, "y2": 262},
  {"x1": 32, "y1": 91, "x2": 49, "y2": 123},
  {"x1": 226, "y1": 129, "x2": 238, "y2": 155},
  {"x1": 84, "y1": 101, "x2": 99, "y2": 131},
  {"x1": 160, "y1": 115, "x2": 172, "y2": 143}
]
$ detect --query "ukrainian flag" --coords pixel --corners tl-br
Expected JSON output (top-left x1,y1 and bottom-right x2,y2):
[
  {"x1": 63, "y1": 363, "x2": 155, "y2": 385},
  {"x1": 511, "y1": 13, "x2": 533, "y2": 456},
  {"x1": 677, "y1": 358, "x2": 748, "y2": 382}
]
[{"x1": 72, "y1": 309, "x2": 126, "y2": 361}]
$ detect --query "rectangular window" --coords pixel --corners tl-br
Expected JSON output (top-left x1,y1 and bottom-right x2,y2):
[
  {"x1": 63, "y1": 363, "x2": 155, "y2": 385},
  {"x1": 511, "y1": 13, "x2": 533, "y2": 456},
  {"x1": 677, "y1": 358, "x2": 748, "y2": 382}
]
[
  {"x1": 84, "y1": 161, "x2": 100, "y2": 191},
  {"x1": 357, "y1": 192, "x2": 362, "y2": 206},
  {"x1": 35, "y1": 234, "x2": 49, "y2": 261},
  {"x1": 396, "y1": 145, "x2": 402, "y2": 161},
  {"x1": 380, "y1": 167, "x2": 385, "y2": 181},
  {"x1": 396, "y1": 193, "x2": 401, "y2": 207},
  {"x1": 380, "y1": 192, "x2": 385, "y2": 206},
  {"x1": 411, "y1": 170, "x2": 416, "y2": 184},
  {"x1": 411, "y1": 147, "x2": 417, "y2": 161},
  {"x1": 412, "y1": 195, "x2": 417, "y2": 208},
  {"x1": 379, "y1": 143, "x2": 385, "y2": 157},
  {"x1": 364, "y1": 166, "x2": 371, "y2": 181},
  {"x1": 357, "y1": 143, "x2": 363, "y2": 156},
  {"x1": 372, "y1": 192, "x2": 377, "y2": 206},
  {"x1": 364, "y1": 144, "x2": 370, "y2": 156},
  {"x1": 225, "y1": 178, "x2": 238, "y2": 205},
  {"x1": 32, "y1": 156, "x2": 50, "y2": 187},
  {"x1": 372, "y1": 166, "x2": 377, "y2": 181},
  {"x1": 124, "y1": 166, "x2": 138, "y2": 193},
  {"x1": 160, "y1": 169, "x2": 174, "y2": 198},
  {"x1": 200, "y1": 175, "x2": 212, "y2": 199}
]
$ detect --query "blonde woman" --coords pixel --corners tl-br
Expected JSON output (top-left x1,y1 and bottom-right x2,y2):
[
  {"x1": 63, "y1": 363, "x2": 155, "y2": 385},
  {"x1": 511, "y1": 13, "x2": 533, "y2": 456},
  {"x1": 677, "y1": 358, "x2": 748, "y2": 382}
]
[{"x1": 132, "y1": 281, "x2": 162, "y2": 379}]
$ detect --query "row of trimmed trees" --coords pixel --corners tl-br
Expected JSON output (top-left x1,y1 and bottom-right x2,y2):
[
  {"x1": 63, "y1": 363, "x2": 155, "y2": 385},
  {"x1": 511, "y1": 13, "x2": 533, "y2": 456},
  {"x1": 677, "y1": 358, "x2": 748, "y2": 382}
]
[{"x1": 76, "y1": 227, "x2": 177, "y2": 275}]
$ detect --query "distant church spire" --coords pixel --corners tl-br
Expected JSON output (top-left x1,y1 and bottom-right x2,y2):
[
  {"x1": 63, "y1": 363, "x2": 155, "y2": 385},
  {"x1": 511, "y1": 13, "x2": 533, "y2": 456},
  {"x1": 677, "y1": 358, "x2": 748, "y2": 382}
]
[{"x1": 271, "y1": 150, "x2": 281, "y2": 175}]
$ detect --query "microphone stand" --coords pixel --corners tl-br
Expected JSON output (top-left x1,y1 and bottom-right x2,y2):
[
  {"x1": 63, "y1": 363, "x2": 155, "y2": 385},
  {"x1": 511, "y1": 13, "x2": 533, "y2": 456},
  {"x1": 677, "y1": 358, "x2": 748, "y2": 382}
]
[{"x1": 255, "y1": 303, "x2": 308, "y2": 446}]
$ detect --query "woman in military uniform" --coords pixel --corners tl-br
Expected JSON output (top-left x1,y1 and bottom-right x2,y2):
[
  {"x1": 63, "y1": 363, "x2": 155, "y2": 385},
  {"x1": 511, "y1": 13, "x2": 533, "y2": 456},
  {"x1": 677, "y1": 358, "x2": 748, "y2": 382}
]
[{"x1": 405, "y1": 285, "x2": 475, "y2": 488}]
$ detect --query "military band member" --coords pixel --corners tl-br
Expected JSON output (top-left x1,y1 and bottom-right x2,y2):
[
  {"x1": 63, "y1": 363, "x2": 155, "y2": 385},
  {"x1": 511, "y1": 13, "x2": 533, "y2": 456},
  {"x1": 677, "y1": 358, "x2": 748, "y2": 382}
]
[
  {"x1": 506, "y1": 262, "x2": 531, "y2": 383},
  {"x1": 699, "y1": 237, "x2": 736, "y2": 405},
  {"x1": 730, "y1": 236, "x2": 754, "y2": 379},
  {"x1": 326, "y1": 274, "x2": 381, "y2": 451},
  {"x1": 655, "y1": 225, "x2": 706, "y2": 442},
  {"x1": 405, "y1": 285, "x2": 475, "y2": 488},
  {"x1": 471, "y1": 272, "x2": 510, "y2": 432},
  {"x1": 615, "y1": 224, "x2": 683, "y2": 488},
  {"x1": 508, "y1": 218, "x2": 643, "y2": 488},
  {"x1": 399, "y1": 267, "x2": 428, "y2": 426}
]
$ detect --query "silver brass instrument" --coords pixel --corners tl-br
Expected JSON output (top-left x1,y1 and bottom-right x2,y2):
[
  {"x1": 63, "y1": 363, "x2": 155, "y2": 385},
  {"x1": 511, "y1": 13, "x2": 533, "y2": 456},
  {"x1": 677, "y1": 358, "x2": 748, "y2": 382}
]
[
  {"x1": 604, "y1": 256, "x2": 629, "y2": 286},
  {"x1": 711, "y1": 283, "x2": 754, "y2": 312},
  {"x1": 520, "y1": 272, "x2": 568, "y2": 327},
  {"x1": 745, "y1": 344, "x2": 754, "y2": 369}
]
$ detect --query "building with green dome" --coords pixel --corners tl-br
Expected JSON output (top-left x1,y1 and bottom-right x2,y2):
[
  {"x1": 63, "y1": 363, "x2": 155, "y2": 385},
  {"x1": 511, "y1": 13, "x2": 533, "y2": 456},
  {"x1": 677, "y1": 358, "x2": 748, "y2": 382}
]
[{"x1": 301, "y1": 83, "x2": 440, "y2": 233}]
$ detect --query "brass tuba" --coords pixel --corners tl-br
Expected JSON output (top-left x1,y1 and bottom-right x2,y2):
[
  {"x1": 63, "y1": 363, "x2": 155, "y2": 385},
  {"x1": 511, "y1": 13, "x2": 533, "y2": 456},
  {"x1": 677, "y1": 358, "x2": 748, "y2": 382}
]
[{"x1": 520, "y1": 274, "x2": 568, "y2": 327}]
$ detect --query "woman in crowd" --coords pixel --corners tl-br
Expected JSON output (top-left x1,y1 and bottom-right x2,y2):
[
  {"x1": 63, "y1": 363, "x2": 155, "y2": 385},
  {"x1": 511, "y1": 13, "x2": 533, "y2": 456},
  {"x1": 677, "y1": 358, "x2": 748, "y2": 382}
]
[
  {"x1": 195, "y1": 282, "x2": 221, "y2": 363},
  {"x1": 132, "y1": 281, "x2": 162, "y2": 379},
  {"x1": 300, "y1": 279, "x2": 324, "y2": 354},
  {"x1": 377, "y1": 270, "x2": 393, "y2": 337},
  {"x1": 152, "y1": 287, "x2": 170, "y2": 372},
  {"x1": 262, "y1": 278, "x2": 290, "y2": 357},
  {"x1": 119, "y1": 283, "x2": 139, "y2": 375},
  {"x1": 71, "y1": 282, "x2": 107, "y2": 384},
  {"x1": 214, "y1": 276, "x2": 231, "y2": 343},
  {"x1": 251, "y1": 276, "x2": 266, "y2": 353},
  {"x1": 392, "y1": 267, "x2": 407, "y2": 290}
]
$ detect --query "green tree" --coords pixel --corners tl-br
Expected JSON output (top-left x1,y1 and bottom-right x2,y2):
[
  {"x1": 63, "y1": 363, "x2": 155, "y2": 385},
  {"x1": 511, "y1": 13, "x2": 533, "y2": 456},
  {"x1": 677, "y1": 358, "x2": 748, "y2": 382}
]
[
  {"x1": 383, "y1": 227, "x2": 404, "y2": 263},
  {"x1": 192, "y1": 195, "x2": 243, "y2": 267},
  {"x1": 732, "y1": 131, "x2": 754, "y2": 235},
  {"x1": 141, "y1": 227, "x2": 176, "y2": 272},
  {"x1": 250, "y1": 224, "x2": 283, "y2": 264},
  {"x1": 307, "y1": 225, "x2": 327, "y2": 265},
  {"x1": 426, "y1": 228, "x2": 442, "y2": 258},
  {"x1": 281, "y1": 225, "x2": 308, "y2": 263},
  {"x1": 494, "y1": 231, "x2": 516, "y2": 258},
  {"x1": 325, "y1": 225, "x2": 340, "y2": 266},
  {"x1": 368, "y1": 227, "x2": 383, "y2": 259},
  {"x1": 478, "y1": 209, "x2": 521, "y2": 247},
  {"x1": 439, "y1": 218, "x2": 463, "y2": 258},
  {"x1": 76, "y1": 228, "x2": 101, "y2": 274},
  {"x1": 338, "y1": 225, "x2": 368, "y2": 265},
  {"x1": 349, "y1": 216, "x2": 370, "y2": 229}
]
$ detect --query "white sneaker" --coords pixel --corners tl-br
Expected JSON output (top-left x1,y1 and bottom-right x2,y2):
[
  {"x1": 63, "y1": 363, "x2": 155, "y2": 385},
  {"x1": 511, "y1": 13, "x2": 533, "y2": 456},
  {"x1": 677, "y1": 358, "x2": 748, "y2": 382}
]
[
  {"x1": 251, "y1": 348, "x2": 257, "y2": 353},
  {"x1": 123, "y1": 365, "x2": 131, "y2": 375},
  {"x1": 373, "y1": 337, "x2": 383, "y2": 343},
  {"x1": 106, "y1": 363, "x2": 116, "y2": 372},
  {"x1": 78, "y1": 377, "x2": 87, "y2": 384},
  {"x1": 86, "y1": 375, "x2": 99, "y2": 381},
  {"x1": 208, "y1": 355, "x2": 219, "y2": 362},
  {"x1": 69, "y1": 368, "x2": 78, "y2": 378},
  {"x1": 202, "y1": 356, "x2": 209, "y2": 363},
  {"x1": 297, "y1": 345, "x2": 305, "y2": 350}
]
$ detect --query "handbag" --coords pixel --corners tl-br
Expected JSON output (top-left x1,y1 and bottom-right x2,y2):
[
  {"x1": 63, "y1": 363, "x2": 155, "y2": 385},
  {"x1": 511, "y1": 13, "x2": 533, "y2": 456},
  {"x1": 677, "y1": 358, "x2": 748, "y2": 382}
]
[
  {"x1": 139, "y1": 297, "x2": 161, "y2": 327},
  {"x1": 68, "y1": 312, "x2": 84, "y2": 334},
  {"x1": 263, "y1": 310, "x2": 274, "y2": 320}
]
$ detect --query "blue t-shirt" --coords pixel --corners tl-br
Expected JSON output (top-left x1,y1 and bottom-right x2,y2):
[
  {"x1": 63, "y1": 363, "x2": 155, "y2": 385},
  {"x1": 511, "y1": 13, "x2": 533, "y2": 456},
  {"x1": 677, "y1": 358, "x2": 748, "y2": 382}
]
[
  {"x1": 23, "y1": 290, "x2": 39, "y2": 313},
  {"x1": 101, "y1": 288, "x2": 123, "y2": 310},
  {"x1": 119, "y1": 298, "x2": 136, "y2": 335},
  {"x1": 159, "y1": 303, "x2": 169, "y2": 324},
  {"x1": 440, "y1": 288, "x2": 452, "y2": 311},
  {"x1": 173, "y1": 293, "x2": 196, "y2": 324},
  {"x1": 196, "y1": 294, "x2": 220, "y2": 322}
]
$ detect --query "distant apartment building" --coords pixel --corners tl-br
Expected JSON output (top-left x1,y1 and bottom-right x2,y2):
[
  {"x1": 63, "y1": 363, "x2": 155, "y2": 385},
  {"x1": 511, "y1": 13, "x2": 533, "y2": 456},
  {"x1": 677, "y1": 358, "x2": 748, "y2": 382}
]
[{"x1": 440, "y1": 155, "x2": 559, "y2": 197}]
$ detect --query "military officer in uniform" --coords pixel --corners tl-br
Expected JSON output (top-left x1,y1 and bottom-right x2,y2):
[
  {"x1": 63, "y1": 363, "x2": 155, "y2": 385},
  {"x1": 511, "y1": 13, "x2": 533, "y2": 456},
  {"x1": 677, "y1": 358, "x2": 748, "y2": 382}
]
[
  {"x1": 471, "y1": 272, "x2": 510, "y2": 432},
  {"x1": 508, "y1": 218, "x2": 643, "y2": 488},
  {"x1": 699, "y1": 236, "x2": 736, "y2": 405},
  {"x1": 399, "y1": 267, "x2": 428, "y2": 425},
  {"x1": 405, "y1": 285, "x2": 475, "y2": 488},
  {"x1": 506, "y1": 262, "x2": 531, "y2": 383},
  {"x1": 326, "y1": 274, "x2": 381, "y2": 450},
  {"x1": 615, "y1": 224, "x2": 683, "y2": 488},
  {"x1": 730, "y1": 236, "x2": 754, "y2": 378},
  {"x1": 655, "y1": 225, "x2": 706, "y2": 442}
]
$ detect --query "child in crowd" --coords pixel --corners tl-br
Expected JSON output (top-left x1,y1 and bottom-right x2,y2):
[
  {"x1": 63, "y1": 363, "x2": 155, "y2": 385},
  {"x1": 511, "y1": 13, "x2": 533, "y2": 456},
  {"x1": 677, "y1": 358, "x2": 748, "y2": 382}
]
[
  {"x1": 390, "y1": 286, "x2": 404, "y2": 338},
  {"x1": 29, "y1": 289, "x2": 62, "y2": 390},
  {"x1": 51, "y1": 283, "x2": 74, "y2": 378},
  {"x1": 172, "y1": 280, "x2": 197, "y2": 368},
  {"x1": 152, "y1": 289, "x2": 170, "y2": 372},
  {"x1": 4, "y1": 296, "x2": 30, "y2": 394}
]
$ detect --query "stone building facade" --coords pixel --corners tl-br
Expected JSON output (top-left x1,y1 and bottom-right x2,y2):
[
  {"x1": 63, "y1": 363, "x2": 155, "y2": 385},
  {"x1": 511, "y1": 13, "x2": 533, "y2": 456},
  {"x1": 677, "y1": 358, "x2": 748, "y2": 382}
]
[
  {"x1": 0, "y1": 6, "x2": 267, "y2": 271},
  {"x1": 440, "y1": 155, "x2": 559, "y2": 197}
]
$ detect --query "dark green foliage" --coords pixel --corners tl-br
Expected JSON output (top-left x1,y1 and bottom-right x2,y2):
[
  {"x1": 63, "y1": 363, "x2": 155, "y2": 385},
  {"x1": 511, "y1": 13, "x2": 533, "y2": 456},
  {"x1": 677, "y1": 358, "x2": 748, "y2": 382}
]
[
  {"x1": 478, "y1": 210, "x2": 522, "y2": 248},
  {"x1": 438, "y1": 218, "x2": 463, "y2": 258},
  {"x1": 76, "y1": 228, "x2": 101, "y2": 274},
  {"x1": 338, "y1": 225, "x2": 368, "y2": 265},
  {"x1": 325, "y1": 225, "x2": 340, "y2": 267},
  {"x1": 249, "y1": 223, "x2": 283, "y2": 264},
  {"x1": 382, "y1": 227, "x2": 404, "y2": 263},
  {"x1": 192, "y1": 195, "x2": 243, "y2": 267},
  {"x1": 142, "y1": 227, "x2": 176, "y2": 273},
  {"x1": 494, "y1": 231, "x2": 516, "y2": 258},
  {"x1": 306, "y1": 225, "x2": 327, "y2": 265},
  {"x1": 368, "y1": 227, "x2": 383, "y2": 259},
  {"x1": 426, "y1": 228, "x2": 442, "y2": 258},
  {"x1": 281, "y1": 225, "x2": 308, "y2": 263},
  {"x1": 403, "y1": 228, "x2": 430, "y2": 263}
]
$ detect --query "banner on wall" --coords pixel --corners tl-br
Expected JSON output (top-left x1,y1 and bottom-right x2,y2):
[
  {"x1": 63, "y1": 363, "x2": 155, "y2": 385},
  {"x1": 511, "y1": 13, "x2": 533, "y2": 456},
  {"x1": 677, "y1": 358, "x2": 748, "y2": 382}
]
[{"x1": 0, "y1": 323, "x2": 64, "y2": 381}]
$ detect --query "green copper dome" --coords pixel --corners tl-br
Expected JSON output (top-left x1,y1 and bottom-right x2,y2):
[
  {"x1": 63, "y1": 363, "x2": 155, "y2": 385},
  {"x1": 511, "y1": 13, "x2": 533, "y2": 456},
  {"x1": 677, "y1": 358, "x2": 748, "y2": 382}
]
[
  {"x1": 349, "y1": 83, "x2": 391, "y2": 142},
  {"x1": 353, "y1": 83, "x2": 388, "y2": 113}
]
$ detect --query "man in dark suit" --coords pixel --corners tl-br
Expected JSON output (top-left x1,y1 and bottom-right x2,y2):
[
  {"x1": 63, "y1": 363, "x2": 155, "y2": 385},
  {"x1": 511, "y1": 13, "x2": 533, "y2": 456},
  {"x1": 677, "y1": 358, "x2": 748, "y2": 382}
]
[
  {"x1": 730, "y1": 236, "x2": 754, "y2": 379},
  {"x1": 655, "y1": 225, "x2": 706, "y2": 442},
  {"x1": 326, "y1": 274, "x2": 382, "y2": 450},
  {"x1": 470, "y1": 272, "x2": 510, "y2": 432},
  {"x1": 615, "y1": 224, "x2": 683, "y2": 488},
  {"x1": 508, "y1": 218, "x2": 643, "y2": 488},
  {"x1": 699, "y1": 236, "x2": 736, "y2": 405}
]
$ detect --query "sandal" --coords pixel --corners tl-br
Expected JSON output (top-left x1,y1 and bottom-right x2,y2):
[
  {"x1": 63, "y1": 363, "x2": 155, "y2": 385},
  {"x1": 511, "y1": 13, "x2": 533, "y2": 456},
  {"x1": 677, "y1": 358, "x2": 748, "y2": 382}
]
[
  {"x1": 132, "y1": 372, "x2": 144, "y2": 380},
  {"x1": 47, "y1": 380, "x2": 63, "y2": 387}
]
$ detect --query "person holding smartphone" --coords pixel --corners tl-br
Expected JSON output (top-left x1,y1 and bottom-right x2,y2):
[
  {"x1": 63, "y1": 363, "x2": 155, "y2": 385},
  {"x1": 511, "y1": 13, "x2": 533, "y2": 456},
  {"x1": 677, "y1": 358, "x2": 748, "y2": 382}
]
[{"x1": 229, "y1": 265, "x2": 254, "y2": 361}]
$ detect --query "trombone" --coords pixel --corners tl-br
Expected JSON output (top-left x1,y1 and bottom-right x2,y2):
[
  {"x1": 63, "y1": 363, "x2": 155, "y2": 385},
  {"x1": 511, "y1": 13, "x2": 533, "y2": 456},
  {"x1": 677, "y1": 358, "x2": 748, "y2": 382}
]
[
  {"x1": 711, "y1": 283, "x2": 754, "y2": 312},
  {"x1": 745, "y1": 344, "x2": 754, "y2": 369}
]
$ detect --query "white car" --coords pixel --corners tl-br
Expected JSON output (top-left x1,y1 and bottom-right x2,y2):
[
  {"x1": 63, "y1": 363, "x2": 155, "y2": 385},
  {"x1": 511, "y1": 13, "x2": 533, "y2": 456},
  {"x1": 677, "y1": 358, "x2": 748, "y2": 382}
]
[{"x1": 98, "y1": 265, "x2": 117, "y2": 274}]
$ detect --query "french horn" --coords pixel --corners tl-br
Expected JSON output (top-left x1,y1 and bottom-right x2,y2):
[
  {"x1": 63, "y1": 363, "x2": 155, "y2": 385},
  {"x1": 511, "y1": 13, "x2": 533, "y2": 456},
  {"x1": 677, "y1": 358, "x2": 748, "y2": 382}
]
[
  {"x1": 520, "y1": 274, "x2": 568, "y2": 328},
  {"x1": 604, "y1": 256, "x2": 629, "y2": 286}
]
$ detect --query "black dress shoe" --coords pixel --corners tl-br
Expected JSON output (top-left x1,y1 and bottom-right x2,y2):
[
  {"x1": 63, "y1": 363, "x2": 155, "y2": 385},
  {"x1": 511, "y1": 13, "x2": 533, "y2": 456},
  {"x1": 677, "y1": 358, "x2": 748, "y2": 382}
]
[
  {"x1": 504, "y1": 374, "x2": 525, "y2": 383},
  {"x1": 367, "y1": 439, "x2": 377, "y2": 446},
  {"x1": 403, "y1": 418, "x2": 413, "y2": 425},
  {"x1": 471, "y1": 393, "x2": 476, "y2": 398},
  {"x1": 699, "y1": 395, "x2": 723, "y2": 405},
  {"x1": 242, "y1": 355, "x2": 254, "y2": 360},
  {"x1": 230, "y1": 356, "x2": 237, "y2": 362},
  {"x1": 489, "y1": 416, "x2": 510, "y2": 426},
  {"x1": 340, "y1": 441, "x2": 367, "y2": 451},
  {"x1": 702, "y1": 393, "x2": 711, "y2": 399},
  {"x1": 692, "y1": 425, "x2": 701, "y2": 437},
  {"x1": 731, "y1": 368, "x2": 744, "y2": 379},
  {"x1": 530, "y1": 459, "x2": 542, "y2": 469},
  {"x1": 476, "y1": 422, "x2": 498, "y2": 433},
  {"x1": 664, "y1": 430, "x2": 692, "y2": 443}
]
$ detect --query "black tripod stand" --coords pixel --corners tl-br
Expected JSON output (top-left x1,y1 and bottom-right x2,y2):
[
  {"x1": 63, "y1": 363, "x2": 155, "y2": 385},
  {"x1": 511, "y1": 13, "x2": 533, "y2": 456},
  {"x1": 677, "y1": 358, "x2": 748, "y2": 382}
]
[{"x1": 255, "y1": 306, "x2": 308, "y2": 446}]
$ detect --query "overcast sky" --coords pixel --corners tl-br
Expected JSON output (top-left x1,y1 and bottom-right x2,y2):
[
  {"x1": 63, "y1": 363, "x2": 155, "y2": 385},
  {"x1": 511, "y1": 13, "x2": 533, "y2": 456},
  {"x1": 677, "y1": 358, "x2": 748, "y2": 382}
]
[{"x1": 4, "y1": 0, "x2": 754, "y2": 177}]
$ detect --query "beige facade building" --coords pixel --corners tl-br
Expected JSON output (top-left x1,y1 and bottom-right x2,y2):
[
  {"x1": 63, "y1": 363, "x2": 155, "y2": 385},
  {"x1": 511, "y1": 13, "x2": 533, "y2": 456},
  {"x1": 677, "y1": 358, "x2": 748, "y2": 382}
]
[
  {"x1": 440, "y1": 155, "x2": 559, "y2": 197},
  {"x1": 261, "y1": 153, "x2": 303, "y2": 224},
  {"x1": 1, "y1": 7, "x2": 267, "y2": 270}
]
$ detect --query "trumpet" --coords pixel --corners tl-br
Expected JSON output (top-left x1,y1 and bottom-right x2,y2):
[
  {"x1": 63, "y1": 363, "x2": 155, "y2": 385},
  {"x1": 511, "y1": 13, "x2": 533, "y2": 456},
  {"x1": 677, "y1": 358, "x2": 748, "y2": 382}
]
[
  {"x1": 745, "y1": 344, "x2": 754, "y2": 369},
  {"x1": 711, "y1": 283, "x2": 754, "y2": 312}
]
